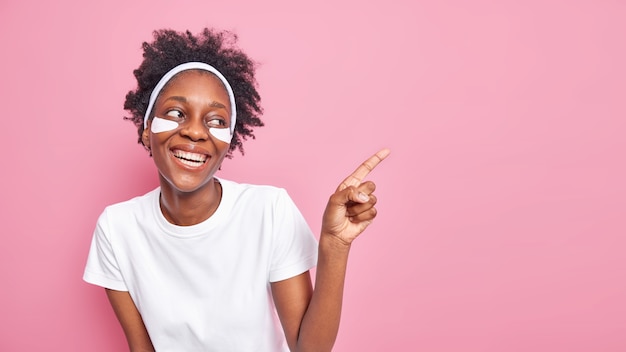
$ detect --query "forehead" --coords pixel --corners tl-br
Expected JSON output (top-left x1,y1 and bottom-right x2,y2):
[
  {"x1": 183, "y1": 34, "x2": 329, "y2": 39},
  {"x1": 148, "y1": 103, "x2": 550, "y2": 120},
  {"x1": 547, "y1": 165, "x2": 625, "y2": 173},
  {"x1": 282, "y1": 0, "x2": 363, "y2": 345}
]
[{"x1": 159, "y1": 69, "x2": 229, "y2": 98}]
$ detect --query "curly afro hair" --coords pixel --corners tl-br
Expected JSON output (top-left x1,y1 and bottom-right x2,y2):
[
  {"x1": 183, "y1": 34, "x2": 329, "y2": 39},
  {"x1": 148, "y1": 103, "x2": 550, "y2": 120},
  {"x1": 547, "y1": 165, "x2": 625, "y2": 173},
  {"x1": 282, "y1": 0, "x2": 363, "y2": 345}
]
[{"x1": 124, "y1": 28, "x2": 264, "y2": 158}]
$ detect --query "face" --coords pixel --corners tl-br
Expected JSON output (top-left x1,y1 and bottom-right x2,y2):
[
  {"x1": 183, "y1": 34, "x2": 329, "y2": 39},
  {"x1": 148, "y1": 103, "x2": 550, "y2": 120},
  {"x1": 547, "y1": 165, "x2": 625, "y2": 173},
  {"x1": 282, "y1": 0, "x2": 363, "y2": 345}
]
[{"x1": 142, "y1": 70, "x2": 232, "y2": 194}]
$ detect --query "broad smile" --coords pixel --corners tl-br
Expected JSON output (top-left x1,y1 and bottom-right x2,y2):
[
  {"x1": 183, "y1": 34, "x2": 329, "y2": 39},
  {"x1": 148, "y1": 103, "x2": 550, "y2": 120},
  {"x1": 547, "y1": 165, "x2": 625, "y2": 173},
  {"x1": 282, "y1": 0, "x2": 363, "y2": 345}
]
[{"x1": 172, "y1": 149, "x2": 208, "y2": 168}]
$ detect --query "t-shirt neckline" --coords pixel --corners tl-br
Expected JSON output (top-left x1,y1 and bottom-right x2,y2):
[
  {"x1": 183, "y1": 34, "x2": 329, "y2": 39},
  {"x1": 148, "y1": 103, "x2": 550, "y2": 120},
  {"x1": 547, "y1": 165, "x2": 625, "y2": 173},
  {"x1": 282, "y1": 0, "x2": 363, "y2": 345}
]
[{"x1": 153, "y1": 177, "x2": 231, "y2": 238}]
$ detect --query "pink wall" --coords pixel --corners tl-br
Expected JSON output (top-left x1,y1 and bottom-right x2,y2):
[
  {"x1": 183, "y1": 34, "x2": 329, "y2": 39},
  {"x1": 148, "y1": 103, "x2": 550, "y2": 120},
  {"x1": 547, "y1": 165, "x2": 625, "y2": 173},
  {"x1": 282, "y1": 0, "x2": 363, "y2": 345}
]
[{"x1": 1, "y1": 0, "x2": 625, "y2": 350}]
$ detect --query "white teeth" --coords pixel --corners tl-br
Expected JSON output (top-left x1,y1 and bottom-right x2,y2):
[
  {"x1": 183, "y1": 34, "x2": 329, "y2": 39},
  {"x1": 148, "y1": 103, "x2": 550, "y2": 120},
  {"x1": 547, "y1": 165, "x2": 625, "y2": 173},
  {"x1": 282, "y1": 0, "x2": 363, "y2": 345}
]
[
  {"x1": 173, "y1": 150, "x2": 207, "y2": 163},
  {"x1": 178, "y1": 158, "x2": 204, "y2": 167}
]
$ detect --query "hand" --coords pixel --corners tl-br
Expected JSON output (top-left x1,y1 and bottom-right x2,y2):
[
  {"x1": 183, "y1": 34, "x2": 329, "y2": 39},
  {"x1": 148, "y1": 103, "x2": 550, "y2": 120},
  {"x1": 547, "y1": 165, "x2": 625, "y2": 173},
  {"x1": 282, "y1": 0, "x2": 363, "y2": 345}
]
[{"x1": 321, "y1": 148, "x2": 390, "y2": 246}]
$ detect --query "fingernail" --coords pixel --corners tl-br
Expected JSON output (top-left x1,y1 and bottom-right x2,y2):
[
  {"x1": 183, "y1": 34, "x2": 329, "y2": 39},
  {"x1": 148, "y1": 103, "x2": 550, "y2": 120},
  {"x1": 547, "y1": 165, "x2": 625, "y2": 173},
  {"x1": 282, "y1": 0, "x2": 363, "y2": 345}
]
[{"x1": 358, "y1": 192, "x2": 369, "y2": 202}]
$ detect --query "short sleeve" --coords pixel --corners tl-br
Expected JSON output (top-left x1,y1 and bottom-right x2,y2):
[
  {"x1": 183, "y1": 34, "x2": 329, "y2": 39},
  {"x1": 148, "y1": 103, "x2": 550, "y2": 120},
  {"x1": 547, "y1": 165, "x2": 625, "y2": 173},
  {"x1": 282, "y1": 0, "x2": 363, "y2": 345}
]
[
  {"x1": 269, "y1": 189, "x2": 318, "y2": 282},
  {"x1": 83, "y1": 209, "x2": 128, "y2": 291}
]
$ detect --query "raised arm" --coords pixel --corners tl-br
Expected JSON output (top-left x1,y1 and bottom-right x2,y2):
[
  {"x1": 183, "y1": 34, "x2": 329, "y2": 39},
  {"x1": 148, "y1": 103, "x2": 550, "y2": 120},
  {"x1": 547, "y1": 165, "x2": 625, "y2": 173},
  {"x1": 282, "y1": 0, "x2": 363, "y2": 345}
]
[
  {"x1": 105, "y1": 289, "x2": 155, "y2": 352},
  {"x1": 272, "y1": 148, "x2": 390, "y2": 352}
]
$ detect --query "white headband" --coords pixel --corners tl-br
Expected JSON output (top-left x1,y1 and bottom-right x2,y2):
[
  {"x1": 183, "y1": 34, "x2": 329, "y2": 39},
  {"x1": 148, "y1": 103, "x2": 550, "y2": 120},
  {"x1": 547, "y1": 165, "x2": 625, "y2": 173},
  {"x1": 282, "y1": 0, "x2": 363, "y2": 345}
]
[{"x1": 143, "y1": 62, "x2": 237, "y2": 135}]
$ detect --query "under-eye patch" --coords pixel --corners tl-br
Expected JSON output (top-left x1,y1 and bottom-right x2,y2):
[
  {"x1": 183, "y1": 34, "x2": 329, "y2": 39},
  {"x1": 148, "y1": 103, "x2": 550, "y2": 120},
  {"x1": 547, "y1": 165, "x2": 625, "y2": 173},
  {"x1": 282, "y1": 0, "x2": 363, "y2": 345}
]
[
  {"x1": 151, "y1": 117, "x2": 232, "y2": 143},
  {"x1": 151, "y1": 117, "x2": 179, "y2": 133},
  {"x1": 207, "y1": 126, "x2": 231, "y2": 143}
]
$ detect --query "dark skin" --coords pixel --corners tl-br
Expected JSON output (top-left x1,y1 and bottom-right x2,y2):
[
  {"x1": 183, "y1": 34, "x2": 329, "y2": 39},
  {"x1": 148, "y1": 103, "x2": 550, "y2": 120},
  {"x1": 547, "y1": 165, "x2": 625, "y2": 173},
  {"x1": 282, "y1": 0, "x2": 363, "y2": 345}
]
[{"x1": 106, "y1": 70, "x2": 390, "y2": 351}]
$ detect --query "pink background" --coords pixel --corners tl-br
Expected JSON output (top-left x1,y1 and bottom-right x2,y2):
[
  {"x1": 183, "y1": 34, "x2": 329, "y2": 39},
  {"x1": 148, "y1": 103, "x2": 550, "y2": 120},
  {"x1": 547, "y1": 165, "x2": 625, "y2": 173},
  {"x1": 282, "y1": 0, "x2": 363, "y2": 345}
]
[{"x1": 1, "y1": 0, "x2": 625, "y2": 351}]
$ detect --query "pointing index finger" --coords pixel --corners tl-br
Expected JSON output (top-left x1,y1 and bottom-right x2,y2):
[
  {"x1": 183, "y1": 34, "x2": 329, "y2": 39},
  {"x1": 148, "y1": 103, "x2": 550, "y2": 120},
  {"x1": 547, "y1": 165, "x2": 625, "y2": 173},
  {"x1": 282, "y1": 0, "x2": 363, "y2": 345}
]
[{"x1": 338, "y1": 148, "x2": 391, "y2": 191}]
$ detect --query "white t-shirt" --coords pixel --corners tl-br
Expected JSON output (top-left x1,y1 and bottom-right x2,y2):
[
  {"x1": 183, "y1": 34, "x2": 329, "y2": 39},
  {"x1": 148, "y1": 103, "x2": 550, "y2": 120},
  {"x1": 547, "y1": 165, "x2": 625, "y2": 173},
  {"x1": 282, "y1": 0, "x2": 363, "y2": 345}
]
[{"x1": 83, "y1": 179, "x2": 318, "y2": 351}]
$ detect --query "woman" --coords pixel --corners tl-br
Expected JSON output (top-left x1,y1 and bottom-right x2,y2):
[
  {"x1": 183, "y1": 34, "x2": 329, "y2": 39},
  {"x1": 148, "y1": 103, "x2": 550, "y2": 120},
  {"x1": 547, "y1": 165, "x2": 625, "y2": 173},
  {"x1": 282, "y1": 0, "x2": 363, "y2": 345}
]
[{"x1": 84, "y1": 28, "x2": 389, "y2": 352}]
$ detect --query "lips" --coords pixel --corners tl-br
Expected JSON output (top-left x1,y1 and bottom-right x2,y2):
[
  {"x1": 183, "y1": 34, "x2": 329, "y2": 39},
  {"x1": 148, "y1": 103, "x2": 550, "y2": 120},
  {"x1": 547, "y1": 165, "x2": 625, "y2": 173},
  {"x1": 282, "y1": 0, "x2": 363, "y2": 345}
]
[{"x1": 172, "y1": 149, "x2": 208, "y2": 167}]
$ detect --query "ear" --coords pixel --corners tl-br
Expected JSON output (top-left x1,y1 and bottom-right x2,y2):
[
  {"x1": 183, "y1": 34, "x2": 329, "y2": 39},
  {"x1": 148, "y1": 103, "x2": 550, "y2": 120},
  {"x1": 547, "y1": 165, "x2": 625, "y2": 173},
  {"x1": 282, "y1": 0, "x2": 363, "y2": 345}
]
[{"x1": 141, "y1": 124, "x2": 151, "y2": 149}]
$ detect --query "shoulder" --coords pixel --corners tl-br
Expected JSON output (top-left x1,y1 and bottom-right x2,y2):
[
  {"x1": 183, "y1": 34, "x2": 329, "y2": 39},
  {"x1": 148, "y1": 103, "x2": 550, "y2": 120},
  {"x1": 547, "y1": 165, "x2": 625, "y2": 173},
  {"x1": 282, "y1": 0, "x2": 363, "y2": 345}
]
[
  {"x1": 217, "y1": 178, "x2": 300, "y2": 219},
  {"x1": 219, "y1": 178, "x2": 289, "y2": 201},
  {"x1": 99, "y1": 188, "x2": 160, "y2": 223}
]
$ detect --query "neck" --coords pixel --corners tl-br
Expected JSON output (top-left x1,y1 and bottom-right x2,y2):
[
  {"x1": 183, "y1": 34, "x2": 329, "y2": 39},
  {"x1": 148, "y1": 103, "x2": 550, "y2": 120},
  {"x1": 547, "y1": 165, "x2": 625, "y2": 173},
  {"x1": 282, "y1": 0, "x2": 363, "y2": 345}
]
[{"x1": 159, "y1": 178, "x2": 222, "y2": 226}]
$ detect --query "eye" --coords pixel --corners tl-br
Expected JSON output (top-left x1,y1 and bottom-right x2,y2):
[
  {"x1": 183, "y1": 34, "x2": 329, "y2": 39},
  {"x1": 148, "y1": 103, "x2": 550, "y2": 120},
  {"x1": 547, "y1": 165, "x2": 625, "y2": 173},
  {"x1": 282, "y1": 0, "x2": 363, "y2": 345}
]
[
  {"x1": 165, "y1": 110, "x2": 184, "y2": 120},
  {"x1": 206, "y1": 117, "x2": 227, "y2": 128}
]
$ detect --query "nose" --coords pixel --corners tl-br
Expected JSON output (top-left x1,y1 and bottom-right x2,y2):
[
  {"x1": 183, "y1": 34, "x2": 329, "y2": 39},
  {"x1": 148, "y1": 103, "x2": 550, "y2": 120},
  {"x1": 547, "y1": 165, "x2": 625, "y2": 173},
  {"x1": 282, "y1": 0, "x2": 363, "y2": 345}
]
[{"x1": 179, "y1": 117, "x2": 209, "y2": 141}]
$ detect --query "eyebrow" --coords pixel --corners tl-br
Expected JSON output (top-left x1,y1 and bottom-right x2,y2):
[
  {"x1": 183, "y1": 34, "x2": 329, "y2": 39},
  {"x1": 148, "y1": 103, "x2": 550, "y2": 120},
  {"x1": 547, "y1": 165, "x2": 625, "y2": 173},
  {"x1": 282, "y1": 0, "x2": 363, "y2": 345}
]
[{"x1": 164, "y1": 96, "x2": 228, "y2": 109}]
